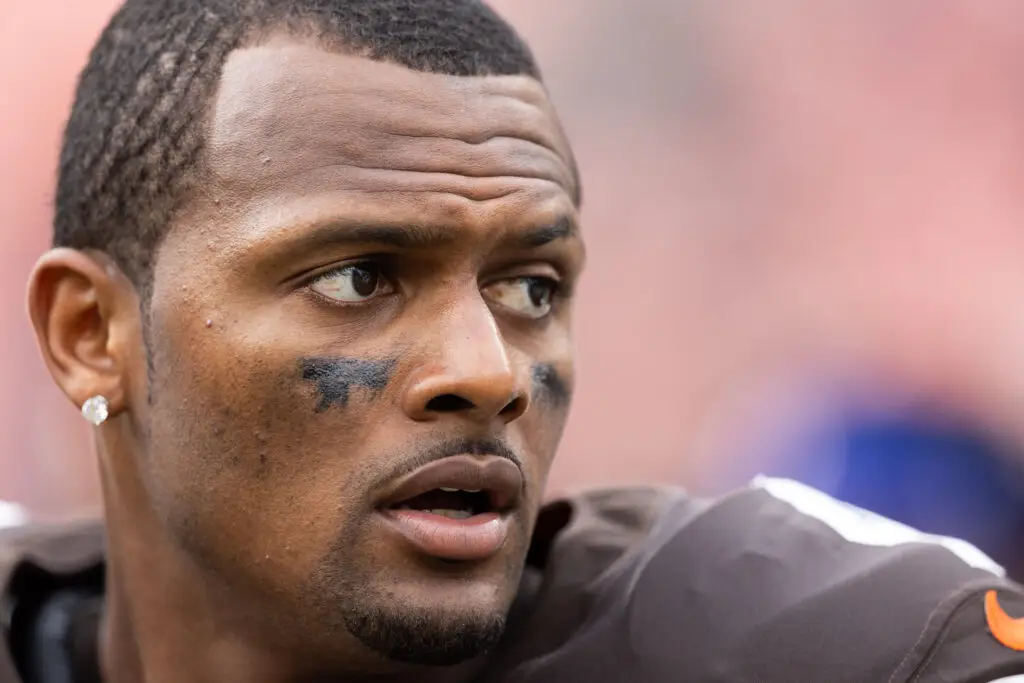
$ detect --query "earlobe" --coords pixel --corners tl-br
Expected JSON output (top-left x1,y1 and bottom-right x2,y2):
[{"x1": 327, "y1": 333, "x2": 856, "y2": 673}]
[{"x1": 27, "y1": 248, "x2": 137, "y2": 421}]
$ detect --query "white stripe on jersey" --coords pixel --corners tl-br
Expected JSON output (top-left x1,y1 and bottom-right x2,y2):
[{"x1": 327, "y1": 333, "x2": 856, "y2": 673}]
[
  {"x1": 0, "y1": 500, "x2": 25, "y2": 529},
  {"x1": 751, "y1": 476, "x2": 1005, "y2": 576}
]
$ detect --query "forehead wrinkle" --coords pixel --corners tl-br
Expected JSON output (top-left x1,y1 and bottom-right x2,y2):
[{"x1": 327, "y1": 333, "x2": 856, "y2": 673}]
[
  {"x1": 349, "y1": 136, "x2": 570, "y2": 189},
  {"x1": 378, "y1": 90, "x2": 563, "y2": 150},
  {"x1": 252, "y1": 169, "x2": 573, "y2": 210},
  {"x1": 208, "y1": 44, "x2": 576, "y2": 193},
  {"x1": 216, "y1": 123, "x2": 571, "y2": 188},
  {"x1": 209, "y1": 159, "x2": 572, "y2": 212}
]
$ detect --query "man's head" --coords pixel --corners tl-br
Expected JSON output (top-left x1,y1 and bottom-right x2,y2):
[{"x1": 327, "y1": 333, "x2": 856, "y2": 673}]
[{"x1": 28, "y1": 0, "x2": 582, "y2": 675}]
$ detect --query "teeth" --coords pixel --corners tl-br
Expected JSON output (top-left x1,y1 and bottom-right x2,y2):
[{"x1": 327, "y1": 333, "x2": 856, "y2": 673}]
[
  {"x1": 439, "y1": 487, "x2": 459, "y2": 492},
  {"x1": 428, "y1": 509, "x2": 473, "y2": 519},
  {"x1": 438, "y1": 487, "x2": 483, "y2": 493}
]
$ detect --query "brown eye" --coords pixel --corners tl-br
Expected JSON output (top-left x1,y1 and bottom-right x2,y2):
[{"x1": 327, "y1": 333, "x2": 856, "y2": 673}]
[
  {"x1": 483, "y1": 276, "x2": 557, "y2": 319},
  {"x1": 310, "y1": 263, "x2": 393, "y2": 302},
  {"x1": 527, "y1": 279, "x2": 552, "y2": 309}
]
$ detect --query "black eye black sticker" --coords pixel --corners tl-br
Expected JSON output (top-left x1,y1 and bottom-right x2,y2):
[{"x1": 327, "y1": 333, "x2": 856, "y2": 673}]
[
  {"x1": 531, "y1": 363, "x2": 571, "y2": 407},
  {"x1": 300, "y1": 357, "x2": 397, "y2": 412}
]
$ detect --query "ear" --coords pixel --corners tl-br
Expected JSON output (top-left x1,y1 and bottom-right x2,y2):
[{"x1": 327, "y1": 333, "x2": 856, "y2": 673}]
[{"x1": 27, "y1": 248, "x2": 140, "y2": 421}]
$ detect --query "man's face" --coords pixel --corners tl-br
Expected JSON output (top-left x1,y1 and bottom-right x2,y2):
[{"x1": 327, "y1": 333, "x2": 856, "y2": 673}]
[{"x1": 135, "y1": 38, "x2": 582, "y2": 666}]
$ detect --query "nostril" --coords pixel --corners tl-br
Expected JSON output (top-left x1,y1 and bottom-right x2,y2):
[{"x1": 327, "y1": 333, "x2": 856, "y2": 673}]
[
  {"x1": 425, "y1": 394, "x2": 475, "y2": 413},
  {"x1": 499, "y1": 395, "x2": 525, "y2": 417}
]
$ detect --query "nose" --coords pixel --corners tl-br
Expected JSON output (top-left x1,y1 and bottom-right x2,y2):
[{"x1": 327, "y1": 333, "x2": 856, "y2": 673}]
[{"x1": 403, "y1": 297, "x2": 531, "y2": 426}]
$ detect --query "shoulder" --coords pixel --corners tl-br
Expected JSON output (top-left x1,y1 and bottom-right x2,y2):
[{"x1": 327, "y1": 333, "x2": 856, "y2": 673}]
[
  {"x1": 0, "y1": 518, "x2": 104, "y2": 565},
  {"x1": 0, "y1": 517, "x2": 104, "y2": 683},
  {"x1": 0, "y1": 518, "x2": 105, "y2": 594},
  {"x1": 627, "y1": 477, "x2": 1024, "y2": 683}
]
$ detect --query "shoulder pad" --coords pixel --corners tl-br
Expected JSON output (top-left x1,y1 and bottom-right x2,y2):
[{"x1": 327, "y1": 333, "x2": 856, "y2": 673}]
[
  {"x1": 0, "y1": 519, "x2": 104, "y2": 683},
  {"x1": 628, "y1": 478, "x2": 1024, "y2": 682}
]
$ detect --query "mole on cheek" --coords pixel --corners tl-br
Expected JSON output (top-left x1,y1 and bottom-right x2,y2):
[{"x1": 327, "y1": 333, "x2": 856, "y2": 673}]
[
  {"x1": 531, "y1": 363, "x2": 571, "y2": 407},
  {"x1": 300, "y1": 357, "x2": 398, "y2": 413}
]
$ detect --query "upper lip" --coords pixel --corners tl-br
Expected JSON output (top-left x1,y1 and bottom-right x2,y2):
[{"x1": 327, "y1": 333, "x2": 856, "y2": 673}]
[{"x1": 378, "y1": 455, "x2": 523, "y2": 512}]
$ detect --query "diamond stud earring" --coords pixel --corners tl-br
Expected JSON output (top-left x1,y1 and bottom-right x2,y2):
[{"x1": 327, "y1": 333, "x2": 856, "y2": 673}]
[{"x1": 81, "y1": 395, "x2": 110, "y2": 426}]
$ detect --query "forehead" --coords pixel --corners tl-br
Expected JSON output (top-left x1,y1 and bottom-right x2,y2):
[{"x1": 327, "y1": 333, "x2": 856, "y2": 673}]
[{"x1": 202, "y1": 39, "x2": 578, "y2": 227}]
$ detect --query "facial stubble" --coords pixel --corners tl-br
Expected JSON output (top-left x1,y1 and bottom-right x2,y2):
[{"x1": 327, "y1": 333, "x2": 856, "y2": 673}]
[{"x1": 303, "y1": 514, "x2": 520, "y2": 667}]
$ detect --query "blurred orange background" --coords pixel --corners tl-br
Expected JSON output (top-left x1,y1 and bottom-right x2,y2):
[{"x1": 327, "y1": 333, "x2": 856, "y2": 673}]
[{"x1": 6, "y1": 1, "x2": 1024, "y2": 558}]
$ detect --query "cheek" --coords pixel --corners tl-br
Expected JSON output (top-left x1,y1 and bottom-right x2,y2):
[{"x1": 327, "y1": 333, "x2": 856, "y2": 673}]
[{"x1": 141, "y1": 333, "x2": 377, "y2": 583}]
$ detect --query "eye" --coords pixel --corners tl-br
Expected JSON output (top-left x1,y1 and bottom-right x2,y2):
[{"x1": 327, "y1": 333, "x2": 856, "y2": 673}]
[
  {"x1": 484, "y1": 276, "x2": 558, "y2": 319},
  {"x1": 309, "y1": 263, "x2": 394, "y2": 303}
]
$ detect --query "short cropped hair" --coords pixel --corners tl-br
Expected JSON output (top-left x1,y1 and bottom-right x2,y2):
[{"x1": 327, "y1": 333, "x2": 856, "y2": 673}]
[{"x1": 53, "y1": 0, "x2": 543, "y2": 291}]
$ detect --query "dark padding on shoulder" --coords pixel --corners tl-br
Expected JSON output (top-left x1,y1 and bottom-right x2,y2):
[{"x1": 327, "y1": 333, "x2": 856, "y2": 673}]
[
  {"x1": 0, "y1": 520, "x2": 105, "y2": 683},
  {"x1": 626, "y1": 484, "x2": 1024, "y2": 683},
  {"x1": 0, "y1": 521, "x2": 104, "y2": 577}
]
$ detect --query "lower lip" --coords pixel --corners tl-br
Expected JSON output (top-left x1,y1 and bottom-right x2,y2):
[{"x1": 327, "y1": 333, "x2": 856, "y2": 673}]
[{"x1": 380, "y1": 509, "x2": 510, "y2": 562}]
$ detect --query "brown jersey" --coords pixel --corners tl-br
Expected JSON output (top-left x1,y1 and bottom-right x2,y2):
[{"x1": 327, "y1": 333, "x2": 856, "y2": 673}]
[{"x1": 2, "y1": 479, "x2": 1024, "y2": 682}]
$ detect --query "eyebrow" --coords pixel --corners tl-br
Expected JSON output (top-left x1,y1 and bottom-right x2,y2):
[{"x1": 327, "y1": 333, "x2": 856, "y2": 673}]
[
  {"x1": 304, "y1": 224, "x2": 458, "y2": 250},
  {"x1": 276, "y1": 216, "x2": 579, "y2": 255},
  {"x1": 513, "y1": 215, "x2": 576, "y2": 248}
]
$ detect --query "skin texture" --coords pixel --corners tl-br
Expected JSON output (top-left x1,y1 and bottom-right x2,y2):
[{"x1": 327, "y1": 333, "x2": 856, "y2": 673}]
[{"x1": 28, "y1": 36, "x2": 582, "y2": 683}]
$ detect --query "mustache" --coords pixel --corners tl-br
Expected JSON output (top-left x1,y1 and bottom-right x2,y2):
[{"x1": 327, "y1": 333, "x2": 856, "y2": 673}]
[{"x1": 371, "y1": 436, "x2": 524, "y2": 487}]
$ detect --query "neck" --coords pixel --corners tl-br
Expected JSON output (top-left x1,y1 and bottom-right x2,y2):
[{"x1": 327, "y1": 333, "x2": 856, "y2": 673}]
[{"x1": 100, "y1": 472, "x2": 297, "y2": 682}]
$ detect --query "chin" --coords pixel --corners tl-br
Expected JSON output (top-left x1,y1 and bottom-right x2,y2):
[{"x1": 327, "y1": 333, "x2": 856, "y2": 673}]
[
  {"x1": 337, "y1": 579, "x2": 510, "y2": 666},
  {"x1": 304, "y1": 547, "x2": 520, "y2": 666}
]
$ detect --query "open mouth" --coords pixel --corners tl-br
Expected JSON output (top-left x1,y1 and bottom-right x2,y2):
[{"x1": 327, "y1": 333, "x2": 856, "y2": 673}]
[
  {"x1": 377, "y1": 455, "x2": 521, "y2": 561},
  {"x1": 377, "y1": 454, "x2": 522, "y2": 518},
  {"x1": 391, "y1": 487, "x2": 494, "y2": 520}
]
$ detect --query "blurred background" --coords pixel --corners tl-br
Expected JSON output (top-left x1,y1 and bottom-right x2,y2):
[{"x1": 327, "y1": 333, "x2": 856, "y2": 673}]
[{"x1": 5, "y1": 0, "x2": 1024, "y2": 578}]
